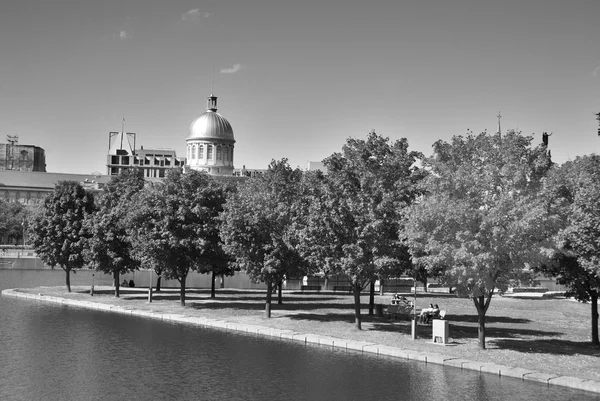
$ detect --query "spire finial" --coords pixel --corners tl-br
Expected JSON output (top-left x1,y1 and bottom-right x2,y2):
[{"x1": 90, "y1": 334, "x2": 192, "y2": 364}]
[{"x1": 497, "y1": 112, "x2": 502, "y2": 135}]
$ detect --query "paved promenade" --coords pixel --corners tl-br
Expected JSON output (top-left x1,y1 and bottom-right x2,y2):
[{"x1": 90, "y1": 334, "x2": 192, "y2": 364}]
[{"x1": 3, "y1": 287, "x2": 600, "y2": 395}]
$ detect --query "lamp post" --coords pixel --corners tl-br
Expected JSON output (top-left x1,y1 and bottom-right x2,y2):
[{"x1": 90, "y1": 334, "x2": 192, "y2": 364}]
[
  {"x1": 148, "y1": 268, "x2": 153, "y2": 303},
  {"x1": 412, "y1": 268, "x2": 418, "y2": 340},
  {"x1": 20, "y1": 218, "x2": 25, "y2": 257}
]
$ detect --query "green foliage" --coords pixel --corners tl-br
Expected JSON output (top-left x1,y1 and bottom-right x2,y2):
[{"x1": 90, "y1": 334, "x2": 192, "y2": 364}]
[
  {"x1": 30, "y1": 181, "x2": 95, "y2": 291},
  {"x1": 307, "y1": 133, "x2": 422, "y2": 282},
  {"x1": 404, "y1": 131, "x2": 553, "y2": 347},
  {"x1": 302, "y1": 132, "x2": 424, "y2": 328},
  {"x1": 220, "y1": 159, "x2": 307, "y2": 313},
  {"x1": 0, "y1": 199, "x2": 27, "y2": 245},
  {"x1": 85, "y1": 169, "x2": 145, "y2": 296},
  {"x1": 539, "y1": 155, "x2": 600, "y2": 344},
  {"x1": 127, "y1": 169, "x2": 226, "y2": 306}
]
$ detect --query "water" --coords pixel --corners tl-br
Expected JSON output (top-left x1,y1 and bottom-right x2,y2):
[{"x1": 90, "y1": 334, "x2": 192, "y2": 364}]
[{"x1": 0, "y1": 270, "x2": 597, "y2": 401}]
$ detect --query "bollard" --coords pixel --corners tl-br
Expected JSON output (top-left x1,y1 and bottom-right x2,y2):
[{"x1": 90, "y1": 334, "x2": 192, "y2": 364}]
[
  {"x1": 147, "y1": 286, "x2": 153, "y2": 303},
  {"x1": 411, "y1": 317, "x2": 417, "y2": 340},
  {"x1": 90, "y1": 286, "x2": 94, "y2": 296}
]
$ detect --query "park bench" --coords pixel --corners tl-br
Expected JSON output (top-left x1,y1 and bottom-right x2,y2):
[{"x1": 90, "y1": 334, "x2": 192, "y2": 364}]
[
  {"x1": 333, "y1": 285, "x2": 353, "y2": 293},
  {"x1": 300, "y1": 285, "x2": 321, "y2": 293},
  {"x1": 422, "y1": 309, "x2": 447, "y2": 325}
]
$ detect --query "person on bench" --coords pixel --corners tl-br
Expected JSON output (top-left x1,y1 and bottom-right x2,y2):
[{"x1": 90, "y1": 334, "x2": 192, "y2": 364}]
[
  {"x1": 424, "y1": 304, "x2": 440, "y2": 324},
  {"x1": 419, "y1": 304, "x2": 434, "y2": 323}
]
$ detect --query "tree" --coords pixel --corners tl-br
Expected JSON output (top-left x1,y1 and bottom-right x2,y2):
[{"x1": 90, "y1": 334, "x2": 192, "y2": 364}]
[
  {"x1": 404, "y1": 131, "x2": 553, "y2": 349},
  {"x1": 191, "y1": 181, "x2": 238, "y2": 299},
  {"x1": 31, "y1": 181, "x2": 95, "y2": 292},
  {"x1": 220, "y1": 159, "x2": 307, "y2": 317},
  {"x1": 0, "y1": 200, "x2": 27, "y2": 245},
  {"x1": 538, "y1": 155, "x2": 600, "y2": 345},
  {"x1": 302, "y1": 132, "x2": 424, "y2": 329},
  {"x1": 85, "y1": 169, "x2": 145, "y2": 297},
  {"x1": 128, "y1": 169, "x2": 225, "y2": 306}
]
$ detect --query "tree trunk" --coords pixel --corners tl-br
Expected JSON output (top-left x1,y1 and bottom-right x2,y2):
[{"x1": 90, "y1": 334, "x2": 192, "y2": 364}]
[
  {"x1": 473, "y1": 293, "x2": 493, "y2": 350},
  {"x1": 220, "y1": 274, "x2": 225, "y2": 288},
  {"x1": 277, "y1": 279, "x2": 283, "y2": 305},
  {"x1": 353, "y1": 283, "x2": 362, "y2": 330},
  {"x1": 211, "y1": 271, "x2": 216, "y2": 298},
  {"x1": 65, "y1": 267, "x2": 71, "y2": 293},
  {"x1": 114, "y1": 271, "x2": 120, "y2": 297},
  {"x1": 422, "y1": 279, "x2": 428, "y2": 293},
  {"x1": 179, "y1": 275, "x2": 186, "y2": 307},
  {"x1": 368, "y1": 280, "x2": 375, "y2": 316},
  {"x1": 265, "y1": 281, "x2": 272, "y2": 318},
  {"x1": 155, "y1": 275, "x2": 162, "y2": 292},
  {"x1": 592, "y1": 293, "x2": 599, "y2": 345}
]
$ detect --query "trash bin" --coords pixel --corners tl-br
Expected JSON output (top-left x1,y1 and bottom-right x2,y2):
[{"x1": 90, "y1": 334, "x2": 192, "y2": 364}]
[
  {"x1": 375, "y1": 304, "x2": 384, "y2": 317},
  {"x1": 432, "y1": 320, "x2": 449, "y2": 344}
]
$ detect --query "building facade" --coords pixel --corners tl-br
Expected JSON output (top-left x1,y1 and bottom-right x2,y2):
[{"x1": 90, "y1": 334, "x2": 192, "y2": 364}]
[
  {"x1": 0, "y1": 136, "x2": 46, "y2": 172},
  {"x1": 0, "y1": 170, "x2": 112, "y2": 205}
]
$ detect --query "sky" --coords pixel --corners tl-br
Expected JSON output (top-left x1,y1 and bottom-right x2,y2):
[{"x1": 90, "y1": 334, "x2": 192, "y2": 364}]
[{"x1": 1, "y1": 0, "x2": 600, "y2": 174}]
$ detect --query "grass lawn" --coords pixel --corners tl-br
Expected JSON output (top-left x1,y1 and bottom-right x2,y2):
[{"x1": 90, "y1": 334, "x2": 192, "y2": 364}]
[{"x1": 21, "y1": 286, "x2": 600, "y2": 383}]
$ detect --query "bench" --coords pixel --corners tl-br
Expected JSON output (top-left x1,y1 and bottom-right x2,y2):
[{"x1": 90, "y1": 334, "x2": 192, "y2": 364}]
[
  {"x1": 333, "y1": 285, "x2": 353, "y2": 293},
  {"x1": 421, "y1": 310, "x2": 446, "y2": 325},
  {"x1": 300, "y1": 285, "x2": 321, "y2": 292}
]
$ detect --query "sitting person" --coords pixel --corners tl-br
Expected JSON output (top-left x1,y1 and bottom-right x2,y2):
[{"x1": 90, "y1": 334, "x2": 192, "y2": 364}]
[
  {"x1": 419, "y1": 303, "x2": 434, "y2": 323},
  {"x1": 424, "y1": 304, "x2": 441, "y2": 324},
  {"x1": 121, "y1": 279, "x2": 128, "y2": 287},
  {"x1": 128, "y1": 279, "x2": 135, "y2": 288}
]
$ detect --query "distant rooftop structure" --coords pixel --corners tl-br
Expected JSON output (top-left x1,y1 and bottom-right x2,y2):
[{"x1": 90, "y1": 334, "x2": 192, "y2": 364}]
[
  {"x1": 306, "y1": 161, "x2": 328, "y2": 174},
  {"x1": 0, "y1": 135, "x2": 46, "y2": 172},
  {"x1": 0, "y1": 170, "x2": 111, "y2": 205},
  {"x1": 106, "y1": 129, "x2": 186, "y2": 178}
]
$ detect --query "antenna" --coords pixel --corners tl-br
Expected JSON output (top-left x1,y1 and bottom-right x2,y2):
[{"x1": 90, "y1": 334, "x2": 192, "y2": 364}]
[
  {"x1": 121, "y1": 117, "x2": 125, "y2": 150},
  {"x1": 497, "y1": 112, "x2": 502, "y2": 135}
]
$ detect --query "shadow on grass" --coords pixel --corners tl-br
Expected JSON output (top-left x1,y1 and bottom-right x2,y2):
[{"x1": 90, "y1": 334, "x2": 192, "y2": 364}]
[
  {"x1": 187, "y1": 301, "x2": 355, "y2": 312},
  {"x1": 446, "y1": 314, "x2": 532, "y2": 324},
  {"x1": 492, "y1": 338, "x2": 600, "y2": 357}
]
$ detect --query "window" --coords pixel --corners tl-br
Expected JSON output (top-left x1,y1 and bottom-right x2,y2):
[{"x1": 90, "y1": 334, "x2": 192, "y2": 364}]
[
  {"x1": 192, "y1": 146, "x2": 197, "y2": 159},
  {"x1": 207, "y1": 145, "x2": 213, "y2": 160},
  {"x1": 199, "y1": 145, "x2": 204, "y2": 159},
  {"x1": 216, "y1": 146, "x2": 222, "y2": 161}
]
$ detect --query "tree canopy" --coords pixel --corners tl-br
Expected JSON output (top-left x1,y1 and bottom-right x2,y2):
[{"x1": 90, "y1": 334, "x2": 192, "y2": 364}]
[
  {"x1": 538, "y1": 155, "x2": 600, "y2": 345},
  {"x1": 30, "y1": 181, "x2": 95, "y2": 292},
  {"x1": 220, "y1": 159, "x2": 307, "y2": 317},
  {"x1": 302, "y1": 132, "x2": 424, "y2": 329},
  {"x1": 85, "y1": 169, "x2": 146, "y2": 297},
  {"x1": 127, "y1": 169, "x2": 226, "y2": 306},
  {"x1": 0, "y1": 199, "x2": 27, "y2": 245},
  {"x1": 404, "y1": 131, "x2": 553, "y2": 348}
]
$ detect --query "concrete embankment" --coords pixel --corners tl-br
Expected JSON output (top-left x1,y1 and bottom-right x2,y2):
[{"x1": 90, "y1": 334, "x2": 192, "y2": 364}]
[{"x1": 3, "y1": 288, "x2": 600, "y2": 395}]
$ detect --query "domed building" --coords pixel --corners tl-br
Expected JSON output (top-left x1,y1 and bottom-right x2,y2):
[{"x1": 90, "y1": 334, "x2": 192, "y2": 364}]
[{"x1": 186, "y1": 94, "x2": 235, "y2": 175}]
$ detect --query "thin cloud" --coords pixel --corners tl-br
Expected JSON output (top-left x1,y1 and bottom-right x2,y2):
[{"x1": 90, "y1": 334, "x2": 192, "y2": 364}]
[
  {"x1": 181, "y1": 9, "x2": 212, "y2": 21},
  {"x1": 220, "y1": 64, "x2": 242, "y2": 74},
  {"x1": 113, "y1": 30, "x2": 130, "y2": 40}
]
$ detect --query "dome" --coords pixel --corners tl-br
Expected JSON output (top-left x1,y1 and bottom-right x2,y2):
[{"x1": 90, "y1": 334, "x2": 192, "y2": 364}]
[{"x1": 187, "y1": 95, "x2": 235, "y2": 142}]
